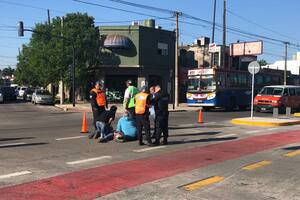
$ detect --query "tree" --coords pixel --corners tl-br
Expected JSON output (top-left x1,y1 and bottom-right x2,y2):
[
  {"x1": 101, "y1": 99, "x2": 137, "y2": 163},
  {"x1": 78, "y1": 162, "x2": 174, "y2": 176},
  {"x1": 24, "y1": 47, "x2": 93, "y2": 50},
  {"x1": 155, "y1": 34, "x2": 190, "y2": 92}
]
[
  {"x1": 15, "y1": 13, "x2": 100, "y2": 90},
  {"x1": 2, "y1": 66, "x2": 15, "y2": 77},
  {"x1": 258, "y1": 59, "x2": 268, "y2": 66}
]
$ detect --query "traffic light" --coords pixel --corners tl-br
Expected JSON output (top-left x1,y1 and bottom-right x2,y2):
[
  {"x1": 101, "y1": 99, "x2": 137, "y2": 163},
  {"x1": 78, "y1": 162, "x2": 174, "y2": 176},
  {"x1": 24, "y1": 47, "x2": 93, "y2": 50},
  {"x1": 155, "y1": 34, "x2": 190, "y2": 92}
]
[{"x1": 18, "y1": 21, "x2": 24, "y2": 37}]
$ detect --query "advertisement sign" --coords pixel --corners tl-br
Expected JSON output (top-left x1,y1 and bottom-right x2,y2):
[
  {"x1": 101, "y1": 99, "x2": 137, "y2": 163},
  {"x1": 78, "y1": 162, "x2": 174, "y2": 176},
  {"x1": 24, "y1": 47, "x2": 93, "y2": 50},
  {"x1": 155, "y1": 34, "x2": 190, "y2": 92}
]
[
  {"x1": 188, "y1": 68, "x2": 215, "y2": 76},
  {"x1": 230, "y1": 41, "x2": 263, "y2": 56},
  {"x1": 208, "y1": 43, "x2": 220, "y2": 53}
]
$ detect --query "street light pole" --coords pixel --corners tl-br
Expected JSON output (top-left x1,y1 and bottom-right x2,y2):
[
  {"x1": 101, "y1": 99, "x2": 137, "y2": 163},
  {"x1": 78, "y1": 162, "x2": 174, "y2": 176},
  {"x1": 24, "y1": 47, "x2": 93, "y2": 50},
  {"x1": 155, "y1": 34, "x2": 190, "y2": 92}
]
[
  {"x1": 284, "y1": 42, "x2": 289, "y2": 85},
  {"x1": 174, "y1": 11, "x2": 181, "y2": 108}
]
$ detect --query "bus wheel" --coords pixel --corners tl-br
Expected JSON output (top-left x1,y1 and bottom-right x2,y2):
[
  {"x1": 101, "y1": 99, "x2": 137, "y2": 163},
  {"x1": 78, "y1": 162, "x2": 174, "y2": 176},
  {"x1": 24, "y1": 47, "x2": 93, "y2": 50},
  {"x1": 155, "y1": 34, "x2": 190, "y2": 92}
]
[{"x1": 238, "y1": 105, "x2": 247, "y2": 111}]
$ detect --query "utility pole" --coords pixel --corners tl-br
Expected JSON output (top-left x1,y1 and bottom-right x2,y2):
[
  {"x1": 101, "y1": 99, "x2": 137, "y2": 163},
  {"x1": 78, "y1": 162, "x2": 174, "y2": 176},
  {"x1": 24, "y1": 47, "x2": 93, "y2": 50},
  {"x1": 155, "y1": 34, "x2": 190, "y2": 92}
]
[
  {"x1": 222, "y1": 0, "x2": 227, "y2": 69},
  {"x1": 47, "y1": 9, "x2": 51, "y2": 25},
  {"x1": 284, "y1": 42, "x2": 289, "y2": 85},
  {"x1": 174, "y1": 11, "x2": 181, "y2": 108},
  {"x1": 60, "y1": 16, "x2": 65, "y2": 105},
  {"x1": 211, "y1": 0, "x2": 217, "y2": 67}
]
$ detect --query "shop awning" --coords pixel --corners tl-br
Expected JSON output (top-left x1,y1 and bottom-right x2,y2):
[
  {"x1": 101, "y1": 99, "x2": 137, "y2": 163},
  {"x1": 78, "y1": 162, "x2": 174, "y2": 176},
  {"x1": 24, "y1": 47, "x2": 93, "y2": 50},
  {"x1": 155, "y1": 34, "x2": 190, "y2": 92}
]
[{"x1": 103, "y1": 35, "x2": 131, "y2": 49}]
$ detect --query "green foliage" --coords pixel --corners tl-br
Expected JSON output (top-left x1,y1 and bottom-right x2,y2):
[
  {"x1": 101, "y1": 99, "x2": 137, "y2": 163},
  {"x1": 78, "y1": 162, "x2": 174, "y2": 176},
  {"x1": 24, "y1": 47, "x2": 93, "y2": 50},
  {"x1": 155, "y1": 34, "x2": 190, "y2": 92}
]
[
  {"x1": 15, "y1": 13, "x2": 100, "y2": 88},
  {"x1": 258, "y1": 59, "x2": 268, "y2": 66},
  {"x1": 1, "y1": 66, "x2": 15, "y2": 77}
]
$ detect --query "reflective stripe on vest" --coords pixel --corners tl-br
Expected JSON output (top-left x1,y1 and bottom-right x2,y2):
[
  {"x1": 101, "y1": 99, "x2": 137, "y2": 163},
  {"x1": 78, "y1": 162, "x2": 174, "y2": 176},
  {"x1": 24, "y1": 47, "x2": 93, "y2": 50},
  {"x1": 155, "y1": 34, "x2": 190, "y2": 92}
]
[
  {"x1": 91, "y1": 88, "x2": 106, "y2": 107},
  {"x1": 135, "y1": 92, "x2": 149, "y2": 114}
]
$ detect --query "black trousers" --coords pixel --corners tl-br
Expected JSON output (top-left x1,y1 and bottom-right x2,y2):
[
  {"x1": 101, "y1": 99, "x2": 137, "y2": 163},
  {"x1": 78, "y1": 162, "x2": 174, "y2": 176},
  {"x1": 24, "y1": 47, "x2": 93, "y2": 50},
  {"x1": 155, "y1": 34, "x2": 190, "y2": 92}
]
[
  {"x1": 155, "y1": 113, "x2": 169, "y2": 143},
  {"x1": 135, "y1": 114, "x2": 151, "y2": 144},
  {"x1": 92, "y1": 106, "x2": 105, "y2": 130}
]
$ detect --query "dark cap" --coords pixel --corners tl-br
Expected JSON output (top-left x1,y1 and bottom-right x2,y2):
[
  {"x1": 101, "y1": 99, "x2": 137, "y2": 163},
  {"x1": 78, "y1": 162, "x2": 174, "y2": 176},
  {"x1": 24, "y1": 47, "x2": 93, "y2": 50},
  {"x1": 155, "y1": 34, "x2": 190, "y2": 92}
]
[{"x1": 126, "y1": 80, "x2": 133, "y2": 85}]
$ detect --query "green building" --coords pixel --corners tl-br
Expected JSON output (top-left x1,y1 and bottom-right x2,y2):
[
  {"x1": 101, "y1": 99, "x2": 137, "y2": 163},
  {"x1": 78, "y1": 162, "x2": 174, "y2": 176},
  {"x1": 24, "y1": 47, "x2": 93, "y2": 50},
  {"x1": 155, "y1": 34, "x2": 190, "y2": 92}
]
[{"x1": 97, "y1": 19, "x2": 175, "y2": 95}]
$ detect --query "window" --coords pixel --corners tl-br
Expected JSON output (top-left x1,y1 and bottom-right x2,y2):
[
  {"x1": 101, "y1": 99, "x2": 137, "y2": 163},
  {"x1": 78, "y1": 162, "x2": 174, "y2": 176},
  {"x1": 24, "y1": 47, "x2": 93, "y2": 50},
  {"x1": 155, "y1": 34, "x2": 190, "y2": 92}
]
[
  {"x1": 157, "y1": 42, "x2": 168, "y2": 56},
  {"x1": 296, "y1": 88, "x2": 300, "y2": 96},
  {"x1": 289, "y1": 88, "x2": 296, "y2": 96}
]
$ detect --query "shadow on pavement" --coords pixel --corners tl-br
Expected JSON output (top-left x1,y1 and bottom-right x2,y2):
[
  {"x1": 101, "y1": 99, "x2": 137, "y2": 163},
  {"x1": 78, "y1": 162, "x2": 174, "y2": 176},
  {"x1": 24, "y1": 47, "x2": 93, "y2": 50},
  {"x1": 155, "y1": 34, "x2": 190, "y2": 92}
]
[
  {"x1": 170, "y1": 131, "x2": 221, "y2": 137},
  {"x1": 167, "y1": 137, "x2": 238, "y2": 145},
  {"x1": 282, "y1": 146, "x2": 300, "y2": 150},
  {"x1": 0, "y1": 142, "x2": 48, "y2": 148},
  {"x1": 0, "y1": 137, "x2": 35, "y2": 142},
  {"x1": 169, "y1": 125, "x2": 229, "y2": 130}
]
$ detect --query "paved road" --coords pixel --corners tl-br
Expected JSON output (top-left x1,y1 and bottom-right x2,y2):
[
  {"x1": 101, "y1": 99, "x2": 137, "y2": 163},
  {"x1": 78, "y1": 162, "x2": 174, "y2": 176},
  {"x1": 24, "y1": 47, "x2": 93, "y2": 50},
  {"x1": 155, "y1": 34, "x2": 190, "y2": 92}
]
[{"x1": 0, "y1": 102, "x2": 299, "y2": 199}]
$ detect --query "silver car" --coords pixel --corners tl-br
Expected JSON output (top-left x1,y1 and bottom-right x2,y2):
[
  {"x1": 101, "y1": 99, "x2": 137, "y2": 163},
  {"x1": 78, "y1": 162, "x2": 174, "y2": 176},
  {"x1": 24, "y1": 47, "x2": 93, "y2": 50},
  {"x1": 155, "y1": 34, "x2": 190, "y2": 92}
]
[
  {"x1": 0, "y1": 91, "x2": 3, "y2": 103},
  {"x1": 32, "y1": 89, "x2": 54, "y2": 105}
]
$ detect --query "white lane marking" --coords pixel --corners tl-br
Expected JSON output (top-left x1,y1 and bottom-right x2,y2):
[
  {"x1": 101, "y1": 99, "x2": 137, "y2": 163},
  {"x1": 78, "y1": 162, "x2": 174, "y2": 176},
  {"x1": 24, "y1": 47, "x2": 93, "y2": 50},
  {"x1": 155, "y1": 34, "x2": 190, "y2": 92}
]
[
  {"x1": 203, "y1": 122, "x2": 217, "y2": 125},
  {"x1": 0, "y1": 142, "x2": 26, "y2": 147},
  {"x1": 267, "y1": 128, "x2": 279, "y2": 131},
  {"x1": 133, "y1": 146, "x2": 166, "y2": 153},
  {"x1": 246, "y1": 130, "x2": 263, "y2": 134},
  {"x1": 66, "y1": 156, "x2": 112, "y2": 165},
  {"x1": 216, "y1": 134, "x2": 237, "y2": 138},
  {"x1": 0, "y1": 171, "x2": 32, "y2": 179},
  {"x1": 56, "y1": 136, "x2": 86, "y2": 141}
]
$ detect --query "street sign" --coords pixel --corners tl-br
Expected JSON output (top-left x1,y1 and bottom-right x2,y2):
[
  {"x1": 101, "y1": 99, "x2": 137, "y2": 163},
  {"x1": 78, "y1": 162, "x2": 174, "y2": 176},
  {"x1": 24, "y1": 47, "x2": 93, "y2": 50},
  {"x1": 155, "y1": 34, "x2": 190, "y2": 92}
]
[
  {"x1": 248, "y1": 61, "x2": 260, "y2": 74},
  {"x1": 208, "y1": 43, "x2": 219, "y2": 53}
]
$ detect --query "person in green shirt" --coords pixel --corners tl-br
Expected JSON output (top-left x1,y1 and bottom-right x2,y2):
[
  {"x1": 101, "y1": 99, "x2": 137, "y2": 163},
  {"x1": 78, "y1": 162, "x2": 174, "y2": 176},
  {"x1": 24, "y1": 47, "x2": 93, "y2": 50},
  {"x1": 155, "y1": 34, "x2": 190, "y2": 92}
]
[{"x1": 123, "y1": 80, "x2": 139, "y2": 118}]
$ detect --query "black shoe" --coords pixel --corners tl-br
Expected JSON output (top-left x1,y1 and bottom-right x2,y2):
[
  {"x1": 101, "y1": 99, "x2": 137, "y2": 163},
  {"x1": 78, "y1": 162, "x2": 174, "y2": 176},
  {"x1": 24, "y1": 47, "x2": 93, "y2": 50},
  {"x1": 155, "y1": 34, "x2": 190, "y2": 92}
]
[
  {"x1": 162, "y1": 140, "x2": 168, "y2": 145},
  {"x1": 139, "y1": 142, "x2": 145, "y2": 146},
  {"x1": 88, "y1": 133, "x2": 94, "y2": 139},
  {"x1": 98, "y1": 137, "x2": 106, "y2": 143}
]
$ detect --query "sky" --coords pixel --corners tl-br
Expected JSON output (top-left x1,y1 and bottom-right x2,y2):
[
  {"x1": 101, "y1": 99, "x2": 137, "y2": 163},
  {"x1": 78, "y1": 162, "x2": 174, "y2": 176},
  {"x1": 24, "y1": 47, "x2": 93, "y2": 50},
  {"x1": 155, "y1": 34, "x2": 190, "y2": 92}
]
[{"x1": 0, "y1": 0, "x2": 299, "y2": 70}]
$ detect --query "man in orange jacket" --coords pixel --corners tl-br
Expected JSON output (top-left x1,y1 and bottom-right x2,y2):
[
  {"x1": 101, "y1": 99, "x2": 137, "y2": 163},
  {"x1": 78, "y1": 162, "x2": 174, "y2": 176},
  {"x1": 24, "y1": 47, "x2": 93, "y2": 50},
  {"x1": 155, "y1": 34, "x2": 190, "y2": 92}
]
[
  {"x1": 89, "y1": 81, "x2": 108, "y2": 139},
  {"x1": 135, "y1": 86, "x2": 153, "y2": 146}
]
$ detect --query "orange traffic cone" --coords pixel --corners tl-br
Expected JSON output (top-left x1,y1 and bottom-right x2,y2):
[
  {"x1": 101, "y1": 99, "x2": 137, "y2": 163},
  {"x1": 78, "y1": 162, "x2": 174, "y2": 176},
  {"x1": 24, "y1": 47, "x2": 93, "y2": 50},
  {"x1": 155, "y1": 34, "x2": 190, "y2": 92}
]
[
  {"x1": 198, "y1": 109, "x2": 203, "y2": 123},
  {"x1": 80, "y1": 112, "x2": 89, "y2": 133}
]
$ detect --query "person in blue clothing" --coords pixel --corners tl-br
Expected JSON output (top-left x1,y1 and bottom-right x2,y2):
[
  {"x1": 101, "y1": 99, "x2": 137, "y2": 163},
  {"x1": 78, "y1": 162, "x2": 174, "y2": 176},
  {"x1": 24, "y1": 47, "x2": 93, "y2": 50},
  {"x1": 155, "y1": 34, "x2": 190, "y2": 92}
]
[{"x1": 114, "y1": 110, "x2": 137, "y2": 142}]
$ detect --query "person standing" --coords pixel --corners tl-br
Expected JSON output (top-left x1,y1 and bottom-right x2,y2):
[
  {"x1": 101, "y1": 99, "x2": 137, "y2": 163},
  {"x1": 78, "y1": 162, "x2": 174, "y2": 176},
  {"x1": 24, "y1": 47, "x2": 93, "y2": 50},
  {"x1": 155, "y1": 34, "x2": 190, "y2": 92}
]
[
  {"x1": 149, "y1": 86, "x2": 156, "y2": 138},
  {"x1": 135, "y1": 86, "x2": 152, "y2": 146},
  {"x1": 123, "y1": 80, "x2": 139, "y2": 118},
  {"x1": 153, "y1": 85, "x2": 169, "y2": 145},
  {"x1": 89, "y1": 81, "x2": 107, "y2": 139}
]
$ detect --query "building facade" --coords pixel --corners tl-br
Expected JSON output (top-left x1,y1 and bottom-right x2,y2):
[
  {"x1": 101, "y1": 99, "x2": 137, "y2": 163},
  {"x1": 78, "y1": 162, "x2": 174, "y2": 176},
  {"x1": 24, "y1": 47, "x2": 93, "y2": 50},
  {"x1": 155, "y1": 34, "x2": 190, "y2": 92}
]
[{"x1": 95, "y1": 20, "x2": 175, "y2": 95}]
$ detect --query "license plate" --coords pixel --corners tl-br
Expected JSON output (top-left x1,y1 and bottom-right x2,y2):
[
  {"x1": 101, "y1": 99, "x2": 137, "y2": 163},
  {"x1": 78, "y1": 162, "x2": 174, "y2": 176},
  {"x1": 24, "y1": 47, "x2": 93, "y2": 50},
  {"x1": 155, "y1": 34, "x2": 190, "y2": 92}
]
[
  {"x1": 261, "y1": 108, "x2": 266, "y2": 111},
  {"x1": 197, "y1": 100, "x2": 203, "y2": 103}
]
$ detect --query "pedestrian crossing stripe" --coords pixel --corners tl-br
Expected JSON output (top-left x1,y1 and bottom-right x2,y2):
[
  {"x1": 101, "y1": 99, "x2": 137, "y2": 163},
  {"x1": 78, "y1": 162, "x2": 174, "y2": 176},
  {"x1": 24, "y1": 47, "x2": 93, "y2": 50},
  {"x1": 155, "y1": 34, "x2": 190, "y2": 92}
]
[
  {"x1": 284, "y1": 149, "x2": 300, "y2": 157},
  {"x1": 242, "y1": 160, "x2": 272, "y2": 171},
  {"x1": 180, "y1": 176, "x2": 225, "y2": 191}
]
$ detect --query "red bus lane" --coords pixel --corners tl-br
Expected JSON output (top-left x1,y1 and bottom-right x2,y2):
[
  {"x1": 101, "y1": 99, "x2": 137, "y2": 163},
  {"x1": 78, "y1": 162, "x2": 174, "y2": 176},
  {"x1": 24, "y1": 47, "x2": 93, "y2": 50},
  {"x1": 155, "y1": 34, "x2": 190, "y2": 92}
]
[{"x1": 1, "y1": 130, "x2": 300, "y2": 200}]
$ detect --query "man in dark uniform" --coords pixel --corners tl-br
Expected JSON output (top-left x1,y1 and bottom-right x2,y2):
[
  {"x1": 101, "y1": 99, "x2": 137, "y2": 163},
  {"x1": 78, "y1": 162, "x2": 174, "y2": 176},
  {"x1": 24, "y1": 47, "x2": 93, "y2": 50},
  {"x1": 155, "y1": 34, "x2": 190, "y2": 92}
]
[
  {"x1": 89, "y1": 81, "x2": 107, "y2": 139},
  {"x1": 153, "y1": 85, "x2": 169, "y2": 145}
]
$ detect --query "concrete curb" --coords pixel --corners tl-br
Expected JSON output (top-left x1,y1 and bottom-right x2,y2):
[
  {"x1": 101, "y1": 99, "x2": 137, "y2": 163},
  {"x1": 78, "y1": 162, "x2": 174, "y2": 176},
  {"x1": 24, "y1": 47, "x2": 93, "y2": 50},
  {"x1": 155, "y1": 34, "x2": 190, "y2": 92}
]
[{"x1": 231, "y1": 118, "x2": 300, "y2": 127}]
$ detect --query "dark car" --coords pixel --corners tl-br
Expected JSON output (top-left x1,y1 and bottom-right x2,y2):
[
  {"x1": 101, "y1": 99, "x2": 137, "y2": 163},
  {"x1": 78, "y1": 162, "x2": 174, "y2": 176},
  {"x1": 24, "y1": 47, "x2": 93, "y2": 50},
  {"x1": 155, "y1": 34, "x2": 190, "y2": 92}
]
[
  {"x1": 23, "y1": 88, "x2": 34, "y2": 101},
  {"x1": 0, "y1": 87, "x2": 17, "y2": 102}
]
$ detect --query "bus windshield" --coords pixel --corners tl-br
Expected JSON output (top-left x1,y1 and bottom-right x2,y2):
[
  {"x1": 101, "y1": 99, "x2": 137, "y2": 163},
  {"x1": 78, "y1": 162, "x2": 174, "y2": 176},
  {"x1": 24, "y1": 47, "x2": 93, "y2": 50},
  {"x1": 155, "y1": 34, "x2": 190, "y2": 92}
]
[
  {"x1": 259, "y1": 87, "x2": 283, "y2": 95},
  {"x1": 187, "y1": 75, "x2": 216, "y2": 92}
]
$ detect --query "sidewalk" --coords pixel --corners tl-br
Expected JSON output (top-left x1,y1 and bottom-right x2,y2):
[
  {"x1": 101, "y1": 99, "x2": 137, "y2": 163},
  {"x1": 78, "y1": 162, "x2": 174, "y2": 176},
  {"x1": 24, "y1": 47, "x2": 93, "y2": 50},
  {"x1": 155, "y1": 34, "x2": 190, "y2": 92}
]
[
  {"x1": 54, "y1": 102, "x2": 200, "y2": 113},
  {"x1": 231, "y1": 116, "x2": 300, "y2": 127}
]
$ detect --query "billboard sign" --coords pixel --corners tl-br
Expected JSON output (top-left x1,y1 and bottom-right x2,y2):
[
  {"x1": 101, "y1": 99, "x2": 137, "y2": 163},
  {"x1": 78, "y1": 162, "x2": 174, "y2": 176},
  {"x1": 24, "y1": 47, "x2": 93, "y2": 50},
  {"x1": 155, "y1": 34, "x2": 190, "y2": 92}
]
[
  {"x1": 208, "y1": 43, "x2": 220, "y2": 53},
  {"x1": 230, "y1": 41, "x2": 263, "y2": 56},
  {"x1": 188, "y1": 68, "x2": 215, "y2": 76}
]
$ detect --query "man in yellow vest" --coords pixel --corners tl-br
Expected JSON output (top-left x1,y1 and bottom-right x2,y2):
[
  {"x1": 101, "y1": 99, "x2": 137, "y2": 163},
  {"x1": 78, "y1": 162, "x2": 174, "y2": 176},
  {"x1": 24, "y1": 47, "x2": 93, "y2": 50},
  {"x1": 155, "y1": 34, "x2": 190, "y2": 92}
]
[
  {"x1": 135, "y1": 86, "x2": 153, "y2": 146},
  {"x1": 89, "y1": 81, "x2": 108, "y2": 139}
]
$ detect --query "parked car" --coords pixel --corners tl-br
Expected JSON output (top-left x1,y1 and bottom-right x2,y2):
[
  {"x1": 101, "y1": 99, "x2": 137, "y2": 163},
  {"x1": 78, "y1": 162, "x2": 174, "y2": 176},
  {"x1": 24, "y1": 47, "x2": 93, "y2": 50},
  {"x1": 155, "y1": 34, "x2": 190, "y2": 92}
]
[
  {"x1": 23, "y1": 88, "x2": 34, "y2": 101},
  {"x1": 18, "y1": 86, "x2": 28, "y2": 97},
  {"x1": 0, "y1": 90, "x2": 3, "y2": 103},
  {"x1": 106, "y1": 90, "x2": 123, "y2": 103},
  {"x1": 0, "y1": 86, "x2": 17, "y2": 102},
  {"x1": 254, "y1": 85, "x2": 300, "y2": 112},
  {"x1": 32, "y1": 89, "x2": 54, "y2": 105}
]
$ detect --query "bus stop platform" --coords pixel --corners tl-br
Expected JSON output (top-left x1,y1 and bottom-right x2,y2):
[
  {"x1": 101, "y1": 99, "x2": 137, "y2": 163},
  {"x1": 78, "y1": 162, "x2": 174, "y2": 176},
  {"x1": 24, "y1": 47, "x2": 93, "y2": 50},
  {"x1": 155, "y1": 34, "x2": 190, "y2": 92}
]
[{"x1": 231, "y1": 117, "x2": 300, "y2": 127}]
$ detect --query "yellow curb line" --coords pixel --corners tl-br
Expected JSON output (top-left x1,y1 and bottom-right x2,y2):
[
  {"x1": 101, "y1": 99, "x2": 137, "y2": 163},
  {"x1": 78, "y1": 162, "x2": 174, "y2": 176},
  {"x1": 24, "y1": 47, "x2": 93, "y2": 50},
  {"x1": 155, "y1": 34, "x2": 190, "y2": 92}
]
[
  {"x1": 284, "y1": 150, "x2": 300, "y2": 157},
  {"x1": 231, "y1": 119, "x2": 300, "y2": 127},
  {"x1": 181, "y1": 176, "x2": 225, "y2": 191},
  {"x1": 242, "y1": 160, "x2": 272, "y2": 171},
  {"x1": 294, "y1": 113, "x2": 300, "y2": 117}
]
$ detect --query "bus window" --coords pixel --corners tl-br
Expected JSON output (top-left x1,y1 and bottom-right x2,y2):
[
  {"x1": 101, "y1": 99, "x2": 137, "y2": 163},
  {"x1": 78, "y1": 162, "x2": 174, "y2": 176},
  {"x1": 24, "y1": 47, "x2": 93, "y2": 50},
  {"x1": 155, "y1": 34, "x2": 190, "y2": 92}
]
[
  {"x1": 289, "y1": 88, "x2": 296, "y2": 96},
  {"x1": 296, "y1": 88, "x2": 300, "y2": 96},
  {"x1": 217, "y1": 74, "x2": 226, "y2": 88},
  {"x1": 283, "y1": 88, "x2": 289, "y2": 96}
]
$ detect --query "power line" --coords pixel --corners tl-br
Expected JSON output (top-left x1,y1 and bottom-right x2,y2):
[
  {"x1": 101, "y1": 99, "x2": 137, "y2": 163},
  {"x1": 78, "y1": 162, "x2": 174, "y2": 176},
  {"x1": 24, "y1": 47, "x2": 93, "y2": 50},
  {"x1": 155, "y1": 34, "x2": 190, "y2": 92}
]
[
  {"x1": 227, "y1": 9, "x2": 300, "y2": 43},
  {"x1": 0, "y1": 0, "x2": 65, "y2": 14},
  {"x1": 95, "y1": 16, "x2": 173, "y2": 24},
  {"x1": 72, "y1": 0, "x2": 172, "y2": 19}
]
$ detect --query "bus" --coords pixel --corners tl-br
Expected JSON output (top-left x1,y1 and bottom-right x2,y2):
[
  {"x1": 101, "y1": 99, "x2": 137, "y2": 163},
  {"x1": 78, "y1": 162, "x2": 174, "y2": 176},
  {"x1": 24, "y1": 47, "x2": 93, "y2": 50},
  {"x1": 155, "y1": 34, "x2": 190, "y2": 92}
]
[{"x1": 186, "y1": 67, "x2": 287, "y2": 110}]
